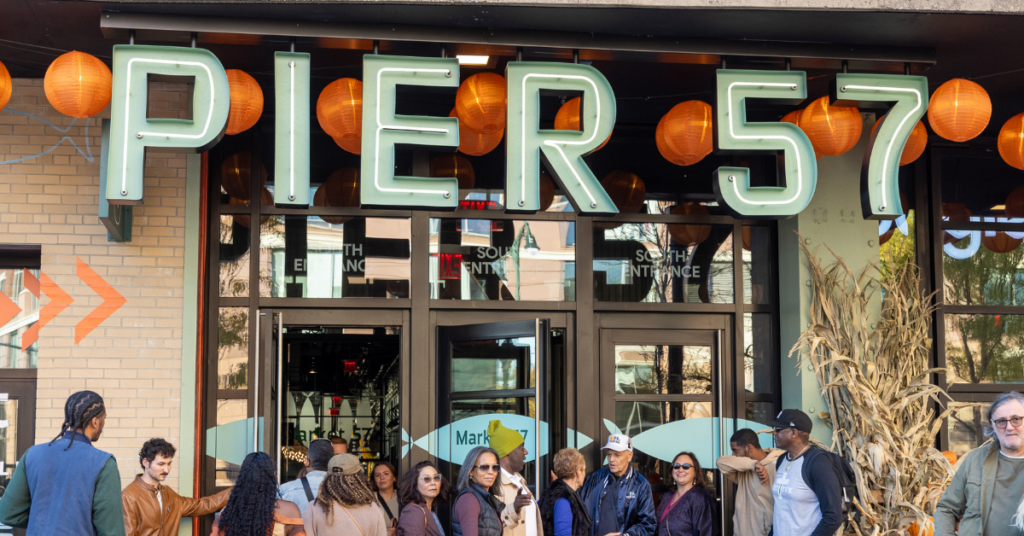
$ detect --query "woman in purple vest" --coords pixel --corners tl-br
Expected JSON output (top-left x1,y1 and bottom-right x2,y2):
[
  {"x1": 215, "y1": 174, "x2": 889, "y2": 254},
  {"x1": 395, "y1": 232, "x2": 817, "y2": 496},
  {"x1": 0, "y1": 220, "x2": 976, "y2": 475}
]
[{"x1": 0, "y1": 390, "x2": 125, "y2": 536}]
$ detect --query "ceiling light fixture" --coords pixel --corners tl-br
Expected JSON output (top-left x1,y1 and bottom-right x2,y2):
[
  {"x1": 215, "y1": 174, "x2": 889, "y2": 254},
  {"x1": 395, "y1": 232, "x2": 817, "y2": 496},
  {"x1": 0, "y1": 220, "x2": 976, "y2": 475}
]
[
  {"x1": 992, "y1": 204, "x2": 1006, "y2": 211},
  {"x1": 457, "y1": 55, "x2": 490, "y2": 66}
]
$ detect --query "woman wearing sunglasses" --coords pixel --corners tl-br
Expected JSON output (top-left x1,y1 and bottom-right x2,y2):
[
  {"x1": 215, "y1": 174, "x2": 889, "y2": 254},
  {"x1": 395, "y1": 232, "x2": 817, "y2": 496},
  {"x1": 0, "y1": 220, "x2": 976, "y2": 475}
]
[
  {"x1": 451, "y1": 446, "x2": 505, "y2": 536},
  {"x1": 397, "y1": 461, "x2": 452, "y2": 536},
  {"x1": 655, "y1": 453, "x2": 718, "y2": 536}
]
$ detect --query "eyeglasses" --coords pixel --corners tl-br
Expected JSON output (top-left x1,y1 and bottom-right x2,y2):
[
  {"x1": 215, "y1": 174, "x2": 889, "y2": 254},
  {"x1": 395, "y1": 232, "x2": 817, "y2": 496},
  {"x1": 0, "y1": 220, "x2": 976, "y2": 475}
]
[
  {"x1": 773, "y1": 427, "x2": 789, "y2": 435},
  {"x1": 993, "y1": 416, "x2": 1024, "y2": 429},
  {"x1": 473, "y1": 464, "x2": 501, "y2": 473},
  {"x1": 671, "y1": 463, "x2": 694, "y2": 471},
  {"x1": 420, "y1": 475, "x2": 442, "y2": 484}
]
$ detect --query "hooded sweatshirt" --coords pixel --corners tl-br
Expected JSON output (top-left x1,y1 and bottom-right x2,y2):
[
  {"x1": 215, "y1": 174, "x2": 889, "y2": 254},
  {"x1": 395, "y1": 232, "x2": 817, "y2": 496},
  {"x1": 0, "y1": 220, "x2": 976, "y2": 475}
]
[{"x1": 716, "y1": 448, "x2": 783, "y2": 536}]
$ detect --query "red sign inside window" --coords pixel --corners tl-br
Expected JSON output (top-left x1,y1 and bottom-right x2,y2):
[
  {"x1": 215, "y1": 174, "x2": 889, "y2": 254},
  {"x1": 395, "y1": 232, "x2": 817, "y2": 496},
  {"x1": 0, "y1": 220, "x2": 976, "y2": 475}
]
[
  {"x1": 343, "y1": 361, "x2": 357, "y2": 373},
  {"x1": 329, "y1": 408, "x2": 340, "y2": 416},
  {"x1": 459, "y1": 200, "x2": 498, "y2": 211},
  {"x1": 437, "y1": 253, "x2": 462, "y2": 280},
  {"x1": 332, "y1": 396, "x2": 341, "y2": 405}
]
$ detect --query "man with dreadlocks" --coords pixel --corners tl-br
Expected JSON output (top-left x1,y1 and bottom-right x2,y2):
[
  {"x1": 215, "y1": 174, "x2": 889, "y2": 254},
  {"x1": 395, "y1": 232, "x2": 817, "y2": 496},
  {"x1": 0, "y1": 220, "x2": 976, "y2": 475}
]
[{"x1": 0, "y1": 390, "x2": 126, "y2": 536}]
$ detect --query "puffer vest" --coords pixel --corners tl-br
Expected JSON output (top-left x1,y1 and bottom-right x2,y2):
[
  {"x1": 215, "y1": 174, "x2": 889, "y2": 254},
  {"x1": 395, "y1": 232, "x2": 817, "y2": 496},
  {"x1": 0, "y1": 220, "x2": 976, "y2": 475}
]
[
  {"x1": 452, "y1": 485, "x2": 503, "y2": 536},
  {"x1": 22, "y1": 431, "x2": 113, "y2": 535}
]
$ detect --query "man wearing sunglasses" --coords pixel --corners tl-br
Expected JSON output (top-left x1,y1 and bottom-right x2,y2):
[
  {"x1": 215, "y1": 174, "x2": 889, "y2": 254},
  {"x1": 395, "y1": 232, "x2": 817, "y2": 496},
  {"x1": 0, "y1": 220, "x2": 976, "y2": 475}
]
[
  {"x1": 768, "y1": 409, "x2": 842, "y2": 536},
  {"x1": 935, "y1": 391, "x2": 1024, "y2": 536},
  {"x1": 716, "y1": 429, "x2": 783, "y2": 536},
  {"x1": 579, "y1": 433, "x2": 656, "y2": 536}
]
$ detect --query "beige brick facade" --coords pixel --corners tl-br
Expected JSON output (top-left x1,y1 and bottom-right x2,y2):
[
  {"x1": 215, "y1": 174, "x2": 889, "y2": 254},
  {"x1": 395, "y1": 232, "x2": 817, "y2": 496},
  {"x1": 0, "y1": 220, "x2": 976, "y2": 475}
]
[{"x1": 0, "y1": 78, "x2": 189, "y2": 489}]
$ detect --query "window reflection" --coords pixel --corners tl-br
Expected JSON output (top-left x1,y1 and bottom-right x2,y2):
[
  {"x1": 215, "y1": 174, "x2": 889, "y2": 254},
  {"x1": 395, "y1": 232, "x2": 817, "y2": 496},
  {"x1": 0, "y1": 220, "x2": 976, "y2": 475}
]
[
  {"x1": 945, "y1": 314, "x2": 1024, "y2": 384},
  {"x1": 614, "y1": 344, "x2": 711, "y2": 395},
  {"x1": 0, "y1": 268, "x2": 39, "y2": 369},
  {"x1": 948, "y1": 404, "x2": 991, "y2": 458},
  {"x1": 744, "y1": 314, "x2": 774, "y2": 394},
  {"x1": 943, "y1": 230, "x2": 1024, "y2": 307},
  {"x1": 452, "y1": 337, "x2": 536, "y2": 392}
]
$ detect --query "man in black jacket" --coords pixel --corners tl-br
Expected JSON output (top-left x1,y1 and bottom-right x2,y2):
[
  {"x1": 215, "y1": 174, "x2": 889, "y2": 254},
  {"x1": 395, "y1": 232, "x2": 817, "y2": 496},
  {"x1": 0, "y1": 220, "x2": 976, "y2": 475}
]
[{"x1": 767, "y1": 409, "x2": 842, "y2": 536}]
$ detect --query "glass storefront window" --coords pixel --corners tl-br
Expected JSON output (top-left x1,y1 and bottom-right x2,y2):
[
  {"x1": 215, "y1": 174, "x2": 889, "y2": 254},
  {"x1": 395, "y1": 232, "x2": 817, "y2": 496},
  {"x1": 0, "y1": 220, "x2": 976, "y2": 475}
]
[
  {"x1": 451, "y1": 337, "x2": 536, "y2": 392},
  {"x1": 613, "y1": 401, "x2": 715, "y2": 494},
  {"x1": 429, "y1": 219, "x2": 576, "y2": 301},
  {"x1": 0, "y1": 398, "x2": 17, "y2": 492},
  {"x1": 0, "y1": 268, "x2": 40, "y2": 369},
  {"x1": 943, "y1": 230, "x2": 1024, "y2": 306},
  {"x1": 744, "y1": 314, "x2": 774, "y2": 394},
  {"x1": 215, "y1": 398, "x2": 247, "y2": 487},
  {"x1": 218, "y1": 308, "x2": 249, "y2": 390},
  {"x1": 260, "y1": 216, "x2": 411, "y2": 298},
  {"x1": 948, "y1": 404, "x2": 990, "y2": 458},
  {"x1": 614, "y1": 344, "x2": 711, "y2": 395},
  {"x1": 593, "y1": 222, "x2": 733, "y2": 303},
  {"x1": 745, "y1": 401, "x2": 773, "y2": 425},
  {"x1": 219, "y1": 215, "x2": 251, "y2": 297},
  {"x1": 743, "y1": 226, "x2": 773, "y2": 305},
  {"x1": 945, "y1": 314, "x2": 1024, "y2": 384}
]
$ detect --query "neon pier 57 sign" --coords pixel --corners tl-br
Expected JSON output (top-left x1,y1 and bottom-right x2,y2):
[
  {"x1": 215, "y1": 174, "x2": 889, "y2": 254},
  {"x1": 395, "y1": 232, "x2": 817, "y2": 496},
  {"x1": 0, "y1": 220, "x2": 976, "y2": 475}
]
[{"x1": 104, "y1": 45, "x2": 927, "y2": 221}]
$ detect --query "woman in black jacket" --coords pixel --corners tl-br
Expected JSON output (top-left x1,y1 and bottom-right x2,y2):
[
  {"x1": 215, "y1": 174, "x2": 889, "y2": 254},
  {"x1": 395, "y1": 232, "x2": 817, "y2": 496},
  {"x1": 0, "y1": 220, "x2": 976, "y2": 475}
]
[{"x1": 538, "y1": 448, "x2": 592, "y2": 536}]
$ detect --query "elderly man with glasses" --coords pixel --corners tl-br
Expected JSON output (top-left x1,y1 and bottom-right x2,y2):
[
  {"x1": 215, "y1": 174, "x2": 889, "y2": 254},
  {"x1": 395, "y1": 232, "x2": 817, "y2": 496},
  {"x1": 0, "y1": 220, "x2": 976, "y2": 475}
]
[{"x1": 936, "y1": 391, "x2": 1024, "y2": 536}]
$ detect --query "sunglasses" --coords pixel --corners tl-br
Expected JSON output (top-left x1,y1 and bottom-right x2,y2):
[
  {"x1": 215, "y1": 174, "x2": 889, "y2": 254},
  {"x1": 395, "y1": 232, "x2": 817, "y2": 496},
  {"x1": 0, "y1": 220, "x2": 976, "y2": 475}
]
[
  {"x1": 671, "y1": 463, "x2": 694, "y2": 471},
  {"x1": 420, "y1": 474, "x2": 442, "y2": 484},
  {"x1": 473, "y1": 464, "x2": 501, "y2": 473}
]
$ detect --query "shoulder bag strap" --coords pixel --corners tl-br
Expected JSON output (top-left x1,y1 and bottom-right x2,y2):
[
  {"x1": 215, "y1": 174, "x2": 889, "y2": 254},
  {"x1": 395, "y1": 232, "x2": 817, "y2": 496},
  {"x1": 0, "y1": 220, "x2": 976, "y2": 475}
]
[
  {"x1": 378, "y1": 492, "x2": 396, "y2": 520},
  {"x1": 340, "y1": 505, "x2": 367, "y2": 536},
  {"x1": 420, "y1": 505, "x2": 429, "y2": 530},
  {"x1": 301, "y1": 477, "x2": 315, "y2": 503}
]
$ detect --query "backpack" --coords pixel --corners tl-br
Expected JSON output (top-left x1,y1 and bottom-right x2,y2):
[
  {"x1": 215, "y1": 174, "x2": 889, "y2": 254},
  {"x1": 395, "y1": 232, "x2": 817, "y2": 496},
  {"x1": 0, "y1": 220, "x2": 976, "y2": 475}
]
[{"x1": 776, "y1": 448, "x2": 859, "y2": 515}]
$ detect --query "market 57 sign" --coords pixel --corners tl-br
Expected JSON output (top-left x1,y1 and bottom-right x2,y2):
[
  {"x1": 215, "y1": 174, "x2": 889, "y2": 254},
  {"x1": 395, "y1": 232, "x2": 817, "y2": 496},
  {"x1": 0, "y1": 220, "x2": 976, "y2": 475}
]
[{"x1": 103, "y1": 45, "x2": 926, "y2": 220}]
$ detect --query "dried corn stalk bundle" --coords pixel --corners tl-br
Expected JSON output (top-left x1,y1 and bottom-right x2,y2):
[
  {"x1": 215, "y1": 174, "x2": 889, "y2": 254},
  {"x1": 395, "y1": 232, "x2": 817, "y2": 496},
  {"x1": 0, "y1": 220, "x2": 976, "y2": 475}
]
[{"x1": 789, "y1": 238, "x2": 969, "y2": 536}]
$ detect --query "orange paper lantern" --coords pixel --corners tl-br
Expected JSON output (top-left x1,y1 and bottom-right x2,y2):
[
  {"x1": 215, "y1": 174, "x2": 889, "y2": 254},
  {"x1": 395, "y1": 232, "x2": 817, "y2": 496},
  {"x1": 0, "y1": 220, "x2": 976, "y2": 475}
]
[
  {"x1": 1005, "y1": 186, "x2": 1024, "y2": 218},
  {"x1": 982, "y1": 231, "x2": 1022, "y2": 253},
  {"x1": 43, "y1": 51, "x2": 112, "y2": 118},
  {"x1": 225, "y1": 69, "x2": 264, "y2": 135},
  {"x1": 221, "y1": 152, "x2": 268, "y2": 201},
  {"x1": 800, "y1": 96, "x2": 862, "y2": 157},
  {"x1": 782, "y1": 110, "x2": 823, "y2": 159},
  {"x1": 317, "y1": 78, "x2": 363, "y2": 154},
  {"x1": 539, "y1": 170, "x2": 556, "y2": 212},
  {"x1": 429, "y1": 154, "x2": 476, "y2": 191},
  {"x1": 928, "y1": 79, "x2": 991, "y2": 143},
  {"x1": 942, "y1": 202, "x2": 972, "y2": 245},
  {"x1": 741, "y1": 226, "x2": 752, "y2": 251},
  {"x1": 656, "y1": 101, "x2": 714, "y2": 166},
  {"x1": 450, "y1": 109, "x2": 503, "y2": 156},
  {"x1": 871, "y1": 116, "x2": 928, "y2": 166},
  {"x1": 314, "y1": 168, "x2": 360, "y2": 225},
  {"x1": 0, "y1": 61, "x2": 11, "y2": 111},
  {"x1": 554, "y1": 97, "x2": 611, "y2": 151},
  {"x1": 668, "y1": 202, "x2": 712, "y2": 247},
  {"x1": 230, "y1": 187, "x2": 273, "y2": 228},
  {"x1": 998, "y1": 113, "x2": 1024, "y2": 170},
  {"x1": 595, "y1": 171, "x2": 646, "y2": 230},
  {"x1": 455, "y1": 73, "x2": 506, "y2": 134}
]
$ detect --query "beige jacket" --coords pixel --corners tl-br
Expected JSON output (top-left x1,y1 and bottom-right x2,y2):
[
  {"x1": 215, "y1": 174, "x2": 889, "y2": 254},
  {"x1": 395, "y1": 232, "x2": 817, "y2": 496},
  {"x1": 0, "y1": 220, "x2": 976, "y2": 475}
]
[
  {"x1": 496, "y1": 469, "x2": 544, "y2": 536},
  {"x1": 717, "y1": 449, "x2": 784, "y2": 536}
]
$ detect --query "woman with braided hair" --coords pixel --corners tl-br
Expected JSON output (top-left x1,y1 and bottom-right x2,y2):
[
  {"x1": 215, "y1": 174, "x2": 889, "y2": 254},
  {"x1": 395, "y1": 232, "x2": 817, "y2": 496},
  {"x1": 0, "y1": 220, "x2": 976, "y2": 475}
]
[
  {"x1": 212, "y1": 452, "x2": 305, "y2": 536},
  {"x1": 0, "y1": 390, "x2": 125, "y2": 536},
  {"x1": 302, "y1": 453, "x2": 388, "y2": 536}
]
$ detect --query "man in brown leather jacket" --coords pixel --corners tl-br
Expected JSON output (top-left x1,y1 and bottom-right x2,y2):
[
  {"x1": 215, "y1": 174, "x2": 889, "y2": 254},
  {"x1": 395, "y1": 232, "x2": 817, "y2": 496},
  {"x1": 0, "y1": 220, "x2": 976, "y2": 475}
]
[{"x1": 121, "y1": 438, "x2": 231, "y2": 536}]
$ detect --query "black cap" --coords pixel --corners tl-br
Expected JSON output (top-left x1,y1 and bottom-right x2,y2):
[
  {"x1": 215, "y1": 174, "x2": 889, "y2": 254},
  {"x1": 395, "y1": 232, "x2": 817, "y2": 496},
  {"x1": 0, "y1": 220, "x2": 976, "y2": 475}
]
[{"x1": 769, "y1": 409, "x2": 813, "y2": 434}]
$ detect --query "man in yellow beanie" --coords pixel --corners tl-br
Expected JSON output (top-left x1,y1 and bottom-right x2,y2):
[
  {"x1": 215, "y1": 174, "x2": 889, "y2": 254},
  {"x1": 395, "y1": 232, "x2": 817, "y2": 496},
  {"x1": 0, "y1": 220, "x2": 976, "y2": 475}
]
[{"x1": 488, "y1": 420, "x2": 545, "y2": 536}]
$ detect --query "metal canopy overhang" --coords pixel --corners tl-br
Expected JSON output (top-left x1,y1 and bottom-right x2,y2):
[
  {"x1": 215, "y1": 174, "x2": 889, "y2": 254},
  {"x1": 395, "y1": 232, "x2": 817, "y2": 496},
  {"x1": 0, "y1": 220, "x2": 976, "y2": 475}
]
[{"x1": 99, "y1": 12, "x2": 935, "y2": 65}]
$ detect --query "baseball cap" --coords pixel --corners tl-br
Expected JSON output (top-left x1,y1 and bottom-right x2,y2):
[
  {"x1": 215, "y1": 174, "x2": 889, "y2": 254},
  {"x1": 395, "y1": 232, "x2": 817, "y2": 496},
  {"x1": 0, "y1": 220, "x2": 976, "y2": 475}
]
[
  {"x1": 327, "y1": 453, "x2": 363, "y2": 476},
  {"x1": 768, "y1": 409, "x2": 813, "y2": 434},
  {"x1": 600, "y1": 433, "x2": 633, "y2": 452}
]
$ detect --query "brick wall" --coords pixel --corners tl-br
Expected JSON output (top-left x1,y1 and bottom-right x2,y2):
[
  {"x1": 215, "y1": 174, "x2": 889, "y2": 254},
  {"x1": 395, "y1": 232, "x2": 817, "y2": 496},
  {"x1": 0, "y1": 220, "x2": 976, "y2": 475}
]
[{"x1": 0, "y1": 78, "x2": 189, "y2": 488}]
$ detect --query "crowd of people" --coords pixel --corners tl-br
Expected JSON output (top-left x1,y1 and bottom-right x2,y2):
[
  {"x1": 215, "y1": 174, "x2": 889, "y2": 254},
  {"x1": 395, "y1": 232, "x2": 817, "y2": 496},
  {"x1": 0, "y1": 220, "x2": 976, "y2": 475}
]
[{"x1": 4, "y1": 389, "x2": 1024, "y2": 536}]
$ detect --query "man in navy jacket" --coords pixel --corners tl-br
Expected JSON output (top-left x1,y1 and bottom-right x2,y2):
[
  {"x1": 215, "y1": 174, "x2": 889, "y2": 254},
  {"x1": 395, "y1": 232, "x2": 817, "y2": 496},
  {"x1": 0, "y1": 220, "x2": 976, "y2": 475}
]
[
  {"x1": 579, "y1": 434, "x2": 656, "y2": 536},
  {"x1": 768, "y1": 409, "x2": 843, "y2": 536}
]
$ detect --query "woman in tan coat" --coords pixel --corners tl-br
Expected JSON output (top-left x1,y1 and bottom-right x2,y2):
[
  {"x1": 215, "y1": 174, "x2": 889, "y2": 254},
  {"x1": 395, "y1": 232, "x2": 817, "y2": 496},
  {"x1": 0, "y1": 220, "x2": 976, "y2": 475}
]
[{"x1": 303, "y1": 454, "x2": 389, "y2": 536}]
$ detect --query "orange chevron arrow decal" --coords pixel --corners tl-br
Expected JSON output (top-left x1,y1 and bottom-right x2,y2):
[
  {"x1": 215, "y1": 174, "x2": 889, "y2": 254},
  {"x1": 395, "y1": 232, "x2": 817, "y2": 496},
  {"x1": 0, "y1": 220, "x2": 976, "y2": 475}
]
[
  {"x1": 0, "y1": 291, "x2": 20, "y2": 328},
  {"x1": 21, "y1": 273, "x2": 73, "y2": 351},
  {"x1": 23, "y1": 269, "x2": 39, "y2": 298},
  {"x1": 75, "y1": 258, "x2": 126, "y2": 344}
]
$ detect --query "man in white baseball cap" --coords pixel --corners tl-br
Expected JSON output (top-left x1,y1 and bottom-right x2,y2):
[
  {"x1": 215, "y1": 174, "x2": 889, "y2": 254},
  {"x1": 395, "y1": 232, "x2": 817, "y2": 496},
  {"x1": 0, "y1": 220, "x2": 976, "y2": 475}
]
[{"x1": 579, "y1": 434, "x2": 656, "y2": 536}]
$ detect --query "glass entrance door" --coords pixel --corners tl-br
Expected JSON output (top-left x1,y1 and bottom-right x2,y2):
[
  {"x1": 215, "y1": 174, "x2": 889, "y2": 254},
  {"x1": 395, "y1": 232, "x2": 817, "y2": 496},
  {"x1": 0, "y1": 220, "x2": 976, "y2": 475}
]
[{"x1": 436, "y1": 319, "x2": 551, "y2": 497}]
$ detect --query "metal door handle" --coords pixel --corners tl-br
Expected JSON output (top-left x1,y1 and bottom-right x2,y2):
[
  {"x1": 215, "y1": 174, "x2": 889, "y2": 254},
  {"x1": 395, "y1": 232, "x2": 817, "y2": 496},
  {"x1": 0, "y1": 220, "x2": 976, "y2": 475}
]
[{"x1": 276, "y1": 312, "x2": 284, "y2": 479}]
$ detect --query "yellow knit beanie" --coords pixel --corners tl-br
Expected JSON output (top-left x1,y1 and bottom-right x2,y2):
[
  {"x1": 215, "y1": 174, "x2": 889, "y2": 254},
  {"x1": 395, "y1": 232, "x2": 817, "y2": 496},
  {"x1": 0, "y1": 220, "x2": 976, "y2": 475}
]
[{"x1": 487, "y1": 420, "x2": 524, "y2": 459}]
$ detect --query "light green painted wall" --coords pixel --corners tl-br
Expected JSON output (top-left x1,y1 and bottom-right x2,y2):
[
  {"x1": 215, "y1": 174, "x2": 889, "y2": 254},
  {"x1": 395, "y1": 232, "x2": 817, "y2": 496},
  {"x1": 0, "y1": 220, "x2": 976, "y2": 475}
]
[
  {"x1": 777, "y1": 112, "x2": 883, "y2": 446},
  {"x1": 178, "y1": 153, "x2": 202, "y2": 536}
]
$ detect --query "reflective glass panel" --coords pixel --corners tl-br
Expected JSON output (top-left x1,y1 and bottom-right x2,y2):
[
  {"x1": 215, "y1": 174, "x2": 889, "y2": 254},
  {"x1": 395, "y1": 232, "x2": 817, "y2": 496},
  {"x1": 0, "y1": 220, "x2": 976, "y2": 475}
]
[
  {"x1": 613, "y1": 401, "x2": 716, "y2": 495},
  {"x1": 949, "y1": 404, "x2": 991, "y2": 458},
  {"x1": 593, "y1": 223, "x2": 734, "y2": 303},
  {"x1": 743, "y1": 225, "x2": 773, "y2": 305},
  {"x1": 943, "y1": 229, "x2": 1024, "y2": 306},
  {"x1": 745, "y1": 401, "x2": 773, "y2": 426},
  {"x1": 0, "y1": 399, "x2": 18, "y2": 493},
  {"x1": 215, "y1": 398, "x2": 247, "y2": 487},
  {"x1": 451, "y1": 338, "x2": 536, "y2": 392},
  {"x1": 260, "y1": 216, "x2": 411, "y2": 298},
  {"x1": 614, "y1": 344, "x2": 711, "y2": 395},
  {"x1": 744, "y1": 314, "x2": 774, "y2": 394},
  {"x1": 219, "y1": 214, "x2": 251, "y2": 297},
  {"x1": 945, "y1": 315, "x2": 1024, "y2": 384},
  {"x1": 218, "y1": 307, "x2": 248, "y2": 389},
  {"x1": 429, "y1": 219, "x2": 576, "y2": 301},
  {"x1": 0, "y1": 268, "x2": 39, "y2": 368}
]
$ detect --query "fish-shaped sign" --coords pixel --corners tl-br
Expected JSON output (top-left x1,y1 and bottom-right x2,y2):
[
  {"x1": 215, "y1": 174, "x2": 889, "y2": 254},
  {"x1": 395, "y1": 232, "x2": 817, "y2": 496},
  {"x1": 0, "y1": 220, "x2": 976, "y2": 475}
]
[
  {"x1": 404, "y1": 413, "x2": 593, "y2": 463},
  {"x1": 602, "y1": 417, "x2": 774, "y2": 469}
]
